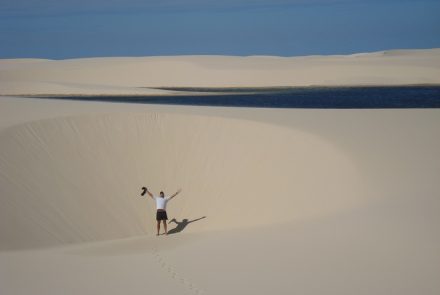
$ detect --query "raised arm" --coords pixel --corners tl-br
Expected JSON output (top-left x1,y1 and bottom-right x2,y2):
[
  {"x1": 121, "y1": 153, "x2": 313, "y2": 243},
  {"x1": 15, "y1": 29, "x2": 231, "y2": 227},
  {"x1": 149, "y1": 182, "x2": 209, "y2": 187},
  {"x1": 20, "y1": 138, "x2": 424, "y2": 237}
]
[
  {"x1": 169, "y1": 189, "x2": 182, "y2": 200},
  {"x1": 144, "y1": 187, "x2": 154, "y2": 199}
]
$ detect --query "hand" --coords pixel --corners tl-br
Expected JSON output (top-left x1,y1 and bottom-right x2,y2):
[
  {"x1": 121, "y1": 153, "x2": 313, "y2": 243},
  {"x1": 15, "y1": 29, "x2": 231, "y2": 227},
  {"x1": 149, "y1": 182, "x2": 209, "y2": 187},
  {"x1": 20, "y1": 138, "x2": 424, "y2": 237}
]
[{"x1": 177, "y1": 188, "x2": 182, "y2": 194}]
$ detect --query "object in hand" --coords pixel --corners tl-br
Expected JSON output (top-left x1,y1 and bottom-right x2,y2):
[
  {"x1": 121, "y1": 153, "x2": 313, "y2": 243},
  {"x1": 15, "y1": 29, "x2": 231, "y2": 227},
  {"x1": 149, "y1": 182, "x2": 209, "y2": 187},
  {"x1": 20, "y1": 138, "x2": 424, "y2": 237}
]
[{"x1": 141, "y1": 187, "x2": 147, "y2": 196}]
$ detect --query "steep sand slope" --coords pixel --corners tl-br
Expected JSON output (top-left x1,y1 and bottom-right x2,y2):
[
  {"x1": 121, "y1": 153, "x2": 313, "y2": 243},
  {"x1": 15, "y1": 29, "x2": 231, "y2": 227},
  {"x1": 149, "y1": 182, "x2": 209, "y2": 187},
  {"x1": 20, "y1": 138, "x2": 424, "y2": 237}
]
[
  {"x1": 1, "y1": 49, "x2": 440, "y2": 295},
  {"x1": 1, "y1": 49, "x2": 440, "y2": 95},
  {"x1": 0, "y1": 97, "x2": 438, "y2": 249},
  {"x1": 0, "y1": 104, "x2": 364, "y2": 250},
  {"x1": 0, "y1": 97, "x2": 439, "y2": 294}
]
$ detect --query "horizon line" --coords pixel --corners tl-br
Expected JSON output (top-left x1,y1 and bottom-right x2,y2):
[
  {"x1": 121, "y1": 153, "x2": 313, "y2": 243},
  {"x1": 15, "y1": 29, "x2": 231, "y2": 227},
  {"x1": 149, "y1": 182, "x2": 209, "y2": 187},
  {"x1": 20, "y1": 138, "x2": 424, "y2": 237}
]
[{"x1": 1, "y1": 47, "x2": 439, "y2": 61}]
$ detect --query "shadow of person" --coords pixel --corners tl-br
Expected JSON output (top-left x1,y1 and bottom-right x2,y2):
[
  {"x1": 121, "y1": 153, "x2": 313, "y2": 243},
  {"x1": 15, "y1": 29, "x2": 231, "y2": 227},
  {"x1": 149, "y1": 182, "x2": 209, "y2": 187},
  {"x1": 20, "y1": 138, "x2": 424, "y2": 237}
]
[{"x1": 168, "y1": 216, "x2": 206, "y2": 235}]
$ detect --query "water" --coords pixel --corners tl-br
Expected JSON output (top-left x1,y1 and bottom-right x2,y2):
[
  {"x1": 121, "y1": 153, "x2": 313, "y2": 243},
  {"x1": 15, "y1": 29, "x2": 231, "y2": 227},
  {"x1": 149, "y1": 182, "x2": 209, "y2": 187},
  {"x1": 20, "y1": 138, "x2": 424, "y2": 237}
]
[{"x1": 37, "y1": 86, "x2": 440, "y2": 108}]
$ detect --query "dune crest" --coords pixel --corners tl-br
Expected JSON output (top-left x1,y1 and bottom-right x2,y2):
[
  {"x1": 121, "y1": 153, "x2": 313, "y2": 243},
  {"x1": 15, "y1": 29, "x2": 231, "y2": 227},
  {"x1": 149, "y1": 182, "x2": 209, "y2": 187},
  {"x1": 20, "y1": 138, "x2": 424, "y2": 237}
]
[{"x1": 1, "y1": 49, "x2": 439, "y2": 95}]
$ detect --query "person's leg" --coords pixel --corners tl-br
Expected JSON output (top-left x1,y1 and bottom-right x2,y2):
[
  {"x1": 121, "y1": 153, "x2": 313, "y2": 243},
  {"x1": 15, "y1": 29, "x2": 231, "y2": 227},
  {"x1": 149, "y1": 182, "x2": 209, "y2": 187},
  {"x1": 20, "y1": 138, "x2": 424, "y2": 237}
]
[
  {"x1": 163, "y1": 220, "x2": 168, "y2": 235},
  {"x1": 157, "y1": 220, "x2": 160, "y2": 236}
]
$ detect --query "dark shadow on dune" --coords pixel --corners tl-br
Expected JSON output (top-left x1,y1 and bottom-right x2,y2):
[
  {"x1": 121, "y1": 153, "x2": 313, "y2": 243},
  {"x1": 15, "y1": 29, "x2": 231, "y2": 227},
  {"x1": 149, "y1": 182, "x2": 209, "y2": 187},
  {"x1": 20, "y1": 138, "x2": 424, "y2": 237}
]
[{"x1": 168, "y1": 216, "x2": 206, "y2": 235}]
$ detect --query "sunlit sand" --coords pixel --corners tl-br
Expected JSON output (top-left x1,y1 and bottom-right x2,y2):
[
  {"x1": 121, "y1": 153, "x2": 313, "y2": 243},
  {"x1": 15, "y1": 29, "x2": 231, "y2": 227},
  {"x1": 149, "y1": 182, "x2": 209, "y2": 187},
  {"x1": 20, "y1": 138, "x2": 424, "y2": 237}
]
[{"x1": 1, "y1": 49, "x2": 439, "y2": 294}]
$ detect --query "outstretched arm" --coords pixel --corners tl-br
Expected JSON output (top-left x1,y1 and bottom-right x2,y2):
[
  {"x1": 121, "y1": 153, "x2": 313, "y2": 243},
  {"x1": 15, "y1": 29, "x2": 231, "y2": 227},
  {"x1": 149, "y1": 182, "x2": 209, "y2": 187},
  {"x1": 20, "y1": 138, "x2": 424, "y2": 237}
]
[
  {"x1": 169, "y1": 189, "x2": 182, "y2": 200},
  {"x1": 145, "y1": 187, "x2": 154, "y2": 199}
]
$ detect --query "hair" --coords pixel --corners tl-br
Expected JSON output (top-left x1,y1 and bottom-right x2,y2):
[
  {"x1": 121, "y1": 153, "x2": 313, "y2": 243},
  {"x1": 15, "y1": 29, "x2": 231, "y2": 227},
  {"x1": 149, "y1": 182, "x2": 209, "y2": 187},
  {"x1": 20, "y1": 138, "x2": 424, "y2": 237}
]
[{"x1": 160, "y1": 191, "x2": 164, "y2": 196}]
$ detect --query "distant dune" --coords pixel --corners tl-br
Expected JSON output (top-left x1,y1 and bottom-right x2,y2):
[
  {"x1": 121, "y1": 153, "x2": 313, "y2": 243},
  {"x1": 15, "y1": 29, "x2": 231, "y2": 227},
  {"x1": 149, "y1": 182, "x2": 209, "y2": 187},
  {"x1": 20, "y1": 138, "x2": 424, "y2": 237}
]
[{"x1": 1, "y1": 48, "x2": 439, "y2": 95}]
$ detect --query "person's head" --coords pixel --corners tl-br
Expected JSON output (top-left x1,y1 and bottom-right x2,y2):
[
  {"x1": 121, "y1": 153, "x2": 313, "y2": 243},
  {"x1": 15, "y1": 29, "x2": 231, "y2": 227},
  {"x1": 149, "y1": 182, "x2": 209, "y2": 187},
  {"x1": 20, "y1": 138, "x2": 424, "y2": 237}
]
[{"x1": 160, "y1": 191, "x2": 165, "y2": 198}]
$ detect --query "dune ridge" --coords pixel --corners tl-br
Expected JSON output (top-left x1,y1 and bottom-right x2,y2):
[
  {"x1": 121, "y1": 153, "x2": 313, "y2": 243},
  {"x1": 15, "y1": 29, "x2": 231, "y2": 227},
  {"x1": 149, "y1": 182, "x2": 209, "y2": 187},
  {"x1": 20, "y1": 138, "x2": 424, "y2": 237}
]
[
  {"x1": 0, "y1": 111, "x2": 366, "y2": 250},
  {"x1": 0, "y1": 96, "x2": 439, "y2": 252},
  {"x1": 1, "y1": 49, "x2": 439, "y2": 95}
]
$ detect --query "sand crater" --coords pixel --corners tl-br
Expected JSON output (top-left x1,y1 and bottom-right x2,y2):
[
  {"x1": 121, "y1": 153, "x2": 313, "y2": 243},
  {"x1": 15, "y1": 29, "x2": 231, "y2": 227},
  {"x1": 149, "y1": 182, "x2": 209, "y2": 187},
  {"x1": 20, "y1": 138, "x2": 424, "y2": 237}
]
[{"x1": 0, "y1": 112, "x2": 362, "y2": 250}]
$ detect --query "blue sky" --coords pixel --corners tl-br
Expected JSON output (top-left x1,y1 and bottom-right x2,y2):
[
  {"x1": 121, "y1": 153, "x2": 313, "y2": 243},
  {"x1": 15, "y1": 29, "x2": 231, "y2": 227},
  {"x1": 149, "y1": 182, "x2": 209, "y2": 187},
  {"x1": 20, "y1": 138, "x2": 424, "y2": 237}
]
[{"x1": 0, "y1": 0, "x2": 439, "y2": 58}]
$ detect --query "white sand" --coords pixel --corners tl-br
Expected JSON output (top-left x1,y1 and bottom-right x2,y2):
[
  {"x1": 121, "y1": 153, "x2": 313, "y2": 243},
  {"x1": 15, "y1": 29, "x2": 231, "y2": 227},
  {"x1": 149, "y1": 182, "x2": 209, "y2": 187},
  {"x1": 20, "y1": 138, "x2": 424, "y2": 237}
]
[
  {"x1": 0, "y1": 50, "x2": 439, "y2": 294},
  {"x1": 1, "y1": 48, "x2": 440, "y2": 95}
]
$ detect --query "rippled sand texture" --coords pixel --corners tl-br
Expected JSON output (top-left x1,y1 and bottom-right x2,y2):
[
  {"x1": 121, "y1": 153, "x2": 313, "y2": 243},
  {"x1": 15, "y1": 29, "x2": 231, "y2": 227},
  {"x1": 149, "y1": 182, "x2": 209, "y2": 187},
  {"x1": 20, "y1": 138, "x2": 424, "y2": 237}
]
[{"x1": 0, "y1": 95, "x2": 439, "y2": 294}]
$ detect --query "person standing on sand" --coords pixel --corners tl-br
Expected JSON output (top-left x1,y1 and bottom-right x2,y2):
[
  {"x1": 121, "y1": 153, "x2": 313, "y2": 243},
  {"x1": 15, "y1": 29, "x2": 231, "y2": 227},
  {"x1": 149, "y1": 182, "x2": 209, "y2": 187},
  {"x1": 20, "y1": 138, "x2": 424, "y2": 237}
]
[{"x1": 142, "y1": 187, "x2": 182, "y2": 236}]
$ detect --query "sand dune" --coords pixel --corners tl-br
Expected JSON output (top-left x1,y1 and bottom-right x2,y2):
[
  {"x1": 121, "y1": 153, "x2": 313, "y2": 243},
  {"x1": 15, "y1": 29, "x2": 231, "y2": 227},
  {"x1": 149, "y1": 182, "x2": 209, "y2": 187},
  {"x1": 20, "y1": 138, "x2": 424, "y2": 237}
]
[
  {"x1": 0, "y1": 49, "x2": 439, "y2": 294},
  {"x1": 0, "y1": 106, "x2": 365, "y2": 250},
  {"x1": 0, "y1": 81, "x2": 190, "y2": 96},
  {"x1": 0, "y1": 95, "x2": 439, "y2": 294},
  {"x1": 1, "y1": 48, "x2": 440, "y2": 95}
]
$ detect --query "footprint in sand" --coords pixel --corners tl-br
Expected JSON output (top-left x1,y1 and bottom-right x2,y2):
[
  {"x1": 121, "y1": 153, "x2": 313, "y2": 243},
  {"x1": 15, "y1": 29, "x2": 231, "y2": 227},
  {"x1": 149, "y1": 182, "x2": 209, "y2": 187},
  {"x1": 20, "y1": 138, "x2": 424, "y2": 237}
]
[{"x1": 152, "y1": 243, "x2": 204, "y2": 294}]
